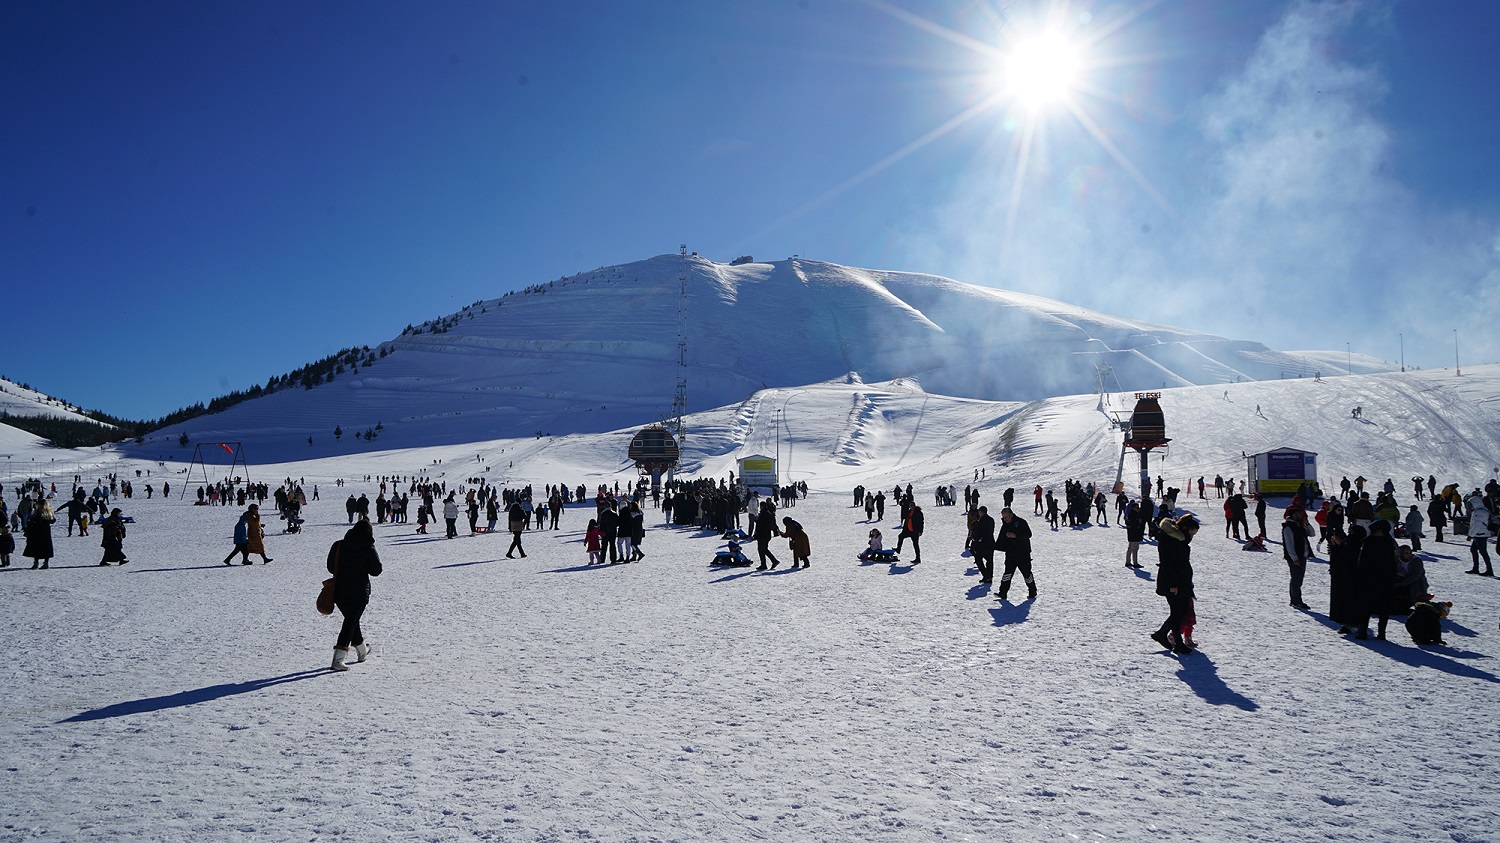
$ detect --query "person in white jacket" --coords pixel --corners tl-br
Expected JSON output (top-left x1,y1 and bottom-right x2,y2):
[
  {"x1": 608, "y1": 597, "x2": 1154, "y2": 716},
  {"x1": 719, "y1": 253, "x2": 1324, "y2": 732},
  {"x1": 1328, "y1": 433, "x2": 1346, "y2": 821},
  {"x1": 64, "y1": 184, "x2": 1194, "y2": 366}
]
[{"x1": 1466, "y1": 500, "x2": 1493, "y2": 576}]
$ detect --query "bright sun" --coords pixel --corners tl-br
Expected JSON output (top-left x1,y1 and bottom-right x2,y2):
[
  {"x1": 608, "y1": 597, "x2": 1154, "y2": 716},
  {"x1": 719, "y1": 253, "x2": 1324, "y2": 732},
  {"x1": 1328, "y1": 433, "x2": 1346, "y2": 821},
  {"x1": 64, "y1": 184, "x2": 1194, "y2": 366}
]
[{"x1": 999, "y1": 31, "x2": 1082, "y2": 109}]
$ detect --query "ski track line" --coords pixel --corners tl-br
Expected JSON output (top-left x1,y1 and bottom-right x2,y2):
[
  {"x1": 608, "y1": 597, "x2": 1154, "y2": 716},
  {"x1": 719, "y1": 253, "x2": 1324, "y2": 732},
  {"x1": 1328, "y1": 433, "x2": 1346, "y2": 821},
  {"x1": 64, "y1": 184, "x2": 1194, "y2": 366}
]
[{"x1": 895, "y1": 395, "x2": 930, "y2": 467}]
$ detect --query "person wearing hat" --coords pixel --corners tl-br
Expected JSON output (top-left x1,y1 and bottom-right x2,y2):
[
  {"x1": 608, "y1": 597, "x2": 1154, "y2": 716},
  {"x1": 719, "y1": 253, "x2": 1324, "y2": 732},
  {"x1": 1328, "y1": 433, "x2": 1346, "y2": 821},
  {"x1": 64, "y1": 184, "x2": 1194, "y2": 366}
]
[
  {"x1": 1282, "y1": 506, "x2": 1315, "y2": 610},
  {"x1": 1403, "y1": 505, "x2": 1425, "y2": 552}
]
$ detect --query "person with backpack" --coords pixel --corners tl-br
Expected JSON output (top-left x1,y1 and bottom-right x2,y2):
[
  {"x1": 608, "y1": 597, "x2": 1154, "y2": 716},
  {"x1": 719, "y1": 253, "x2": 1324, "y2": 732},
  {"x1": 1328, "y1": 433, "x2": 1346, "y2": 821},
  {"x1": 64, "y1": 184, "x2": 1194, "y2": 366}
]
[
  {"x1": 328, "y1": 519, "x2": 383, "y2": 671},
  {"x1": 896, "y1": 502, "x2": 924, "y2": 564}
]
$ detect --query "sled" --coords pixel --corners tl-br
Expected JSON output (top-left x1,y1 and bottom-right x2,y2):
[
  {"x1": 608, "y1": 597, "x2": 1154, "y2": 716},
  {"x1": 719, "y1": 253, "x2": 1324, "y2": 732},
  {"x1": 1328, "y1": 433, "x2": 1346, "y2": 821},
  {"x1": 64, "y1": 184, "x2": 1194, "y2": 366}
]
[{"x1": 859, "y1": 548, "x2": 900, "y2": 563}]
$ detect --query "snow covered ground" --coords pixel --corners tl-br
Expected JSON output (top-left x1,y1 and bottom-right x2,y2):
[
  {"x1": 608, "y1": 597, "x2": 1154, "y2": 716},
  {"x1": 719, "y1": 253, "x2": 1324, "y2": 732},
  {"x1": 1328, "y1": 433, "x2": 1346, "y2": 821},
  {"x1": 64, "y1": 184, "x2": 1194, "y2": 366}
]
[{"x1": 3, "y1": 367, "x2": 1499, "y2": 841}]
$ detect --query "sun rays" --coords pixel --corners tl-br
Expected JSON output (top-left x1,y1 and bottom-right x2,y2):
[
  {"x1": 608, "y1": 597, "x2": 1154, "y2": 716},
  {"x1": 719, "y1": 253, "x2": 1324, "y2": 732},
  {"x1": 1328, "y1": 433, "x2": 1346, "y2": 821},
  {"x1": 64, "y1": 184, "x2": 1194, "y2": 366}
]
[{"x1": 745, "y1": 0, "x2": 1169, "y2": 273}]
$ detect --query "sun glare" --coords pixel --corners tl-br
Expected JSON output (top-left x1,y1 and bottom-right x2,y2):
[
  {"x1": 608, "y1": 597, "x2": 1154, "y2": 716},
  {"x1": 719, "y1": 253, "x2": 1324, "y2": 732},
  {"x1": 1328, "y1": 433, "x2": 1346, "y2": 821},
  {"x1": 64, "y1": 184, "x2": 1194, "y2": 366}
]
[{"x1": 1000, "y1": 31, "x2": 1082, "y2": 109}]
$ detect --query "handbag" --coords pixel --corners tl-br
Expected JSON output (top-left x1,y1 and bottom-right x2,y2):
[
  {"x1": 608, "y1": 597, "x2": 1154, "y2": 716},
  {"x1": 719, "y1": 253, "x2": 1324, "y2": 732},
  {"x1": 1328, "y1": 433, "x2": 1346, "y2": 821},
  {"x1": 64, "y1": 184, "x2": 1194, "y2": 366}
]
[{"x1": 316, "y1": 542, "x2": 340, "y2": 615}]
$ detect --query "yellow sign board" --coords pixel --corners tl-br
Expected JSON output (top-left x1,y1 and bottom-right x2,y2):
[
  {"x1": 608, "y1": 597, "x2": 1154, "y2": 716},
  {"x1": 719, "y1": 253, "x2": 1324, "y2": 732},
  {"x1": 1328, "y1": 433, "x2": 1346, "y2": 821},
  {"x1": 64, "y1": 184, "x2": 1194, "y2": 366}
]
[{"x1": 742, "y1": 459, "x2": 774, "y2": 472}]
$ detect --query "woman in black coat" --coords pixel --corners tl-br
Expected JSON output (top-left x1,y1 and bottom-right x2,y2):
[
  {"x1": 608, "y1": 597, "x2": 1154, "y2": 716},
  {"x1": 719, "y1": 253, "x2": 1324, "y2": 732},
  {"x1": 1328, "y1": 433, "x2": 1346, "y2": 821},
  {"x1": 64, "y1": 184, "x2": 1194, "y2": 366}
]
[
  {"x1": 1152, "y1": 513, "x2": 1198, "y2": 653},
  {"x1": 1353, "y1": 519, "x2": 1398, "y2": 640},
  {"x1": 1426, "y1": 497, "x2": 1447, "y2": 543},
  {"x1": 99, "y1": 508, "x2": 128, "y2": 566},
  {"x1": 23, "y1": 501, "x2": 56, "y2": 569},
  {"x1": 328, "y1": 519, "x2": 383, "y2": 671},
  {"x1": 1327, "y1": 524, "x2": 1364, "y2": 634}
]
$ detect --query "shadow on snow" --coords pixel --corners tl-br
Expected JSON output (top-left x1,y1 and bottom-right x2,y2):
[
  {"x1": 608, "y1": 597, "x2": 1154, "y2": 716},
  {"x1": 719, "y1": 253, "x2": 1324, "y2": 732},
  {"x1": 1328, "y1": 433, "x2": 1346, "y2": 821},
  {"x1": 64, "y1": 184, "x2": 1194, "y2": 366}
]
[
  {"x1": 59, "y1": 669, "x2": 327, "y2": 723},
  {"x1": 1173, "y1": 653, "x2": 1259, "y2": 711}
]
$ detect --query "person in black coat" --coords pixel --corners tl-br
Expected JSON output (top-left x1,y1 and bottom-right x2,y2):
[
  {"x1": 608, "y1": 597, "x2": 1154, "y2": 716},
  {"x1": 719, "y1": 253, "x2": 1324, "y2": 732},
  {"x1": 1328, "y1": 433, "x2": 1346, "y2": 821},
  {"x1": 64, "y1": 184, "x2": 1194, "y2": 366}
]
[
  {"x1": 1352, "y1": 519, "x2": 1398, "y2": 640},
  {"x1": 752, "y1": 500, "x2": 782, "y2": 570},
  {"x1": 1124, "y1": 502, "x2": 1147, "y2": 568},
  {"x1": 1152, "y1": 513, "x2": 1198, "y2": 654},
  {"x1": 994, "y1": 508, "x2": 1035, "y2": 600},
  {"x1": 506, "y1": 500, "x2": 527, "y2": 559},
  {"x1": 328, "y1": 519, "x2": 383, "y2": 671},
  {"x1": 598, "y1": 504, "x2": 619, "y2": 563},
  {"x1": 23, "y1": 500, "x2": 56, "y2": 569},
  {"x1": 970, "y1": 506, "x2": 996, "y2": 583},
  {"x1": 1327, "y1": 525, "x2": 1365, "y2": 635},
  {"x1": 1426, "y1": 496, "x2": 1447, "y2": 543},
  {"x1": 99, "y1": 508, "x2": 128, "y2": 566},
  {"x1": 627, "y1": 500, "x2": 646, "y2": 561}
]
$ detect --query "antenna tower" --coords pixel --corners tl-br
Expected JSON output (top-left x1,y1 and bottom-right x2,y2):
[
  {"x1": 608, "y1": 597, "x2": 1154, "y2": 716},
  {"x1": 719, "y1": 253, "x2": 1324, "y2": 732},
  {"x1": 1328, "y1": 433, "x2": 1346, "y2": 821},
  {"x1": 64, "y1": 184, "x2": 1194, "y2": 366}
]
[{"x1": 670, "y1": 245, "x2": 689, "y2": 446}]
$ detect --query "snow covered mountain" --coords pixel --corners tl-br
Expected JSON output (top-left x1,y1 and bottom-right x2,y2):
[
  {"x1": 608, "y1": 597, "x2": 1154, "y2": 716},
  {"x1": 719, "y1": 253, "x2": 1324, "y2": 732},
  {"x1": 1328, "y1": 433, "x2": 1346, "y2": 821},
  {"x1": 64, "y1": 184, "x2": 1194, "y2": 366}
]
[
  {"x1": 108, "y1": 254, "x2": 1395, "y2": 460},
  {"x1": 0, "y1": 377, "x2": 111, "y2": 426}
]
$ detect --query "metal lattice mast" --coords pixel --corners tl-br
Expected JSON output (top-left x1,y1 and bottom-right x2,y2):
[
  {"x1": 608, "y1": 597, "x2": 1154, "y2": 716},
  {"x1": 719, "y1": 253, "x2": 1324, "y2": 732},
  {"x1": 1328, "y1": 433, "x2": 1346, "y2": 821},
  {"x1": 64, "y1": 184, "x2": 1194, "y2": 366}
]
[{"x1": 671, "y1": 246, "x2": 689, "y2": 446}]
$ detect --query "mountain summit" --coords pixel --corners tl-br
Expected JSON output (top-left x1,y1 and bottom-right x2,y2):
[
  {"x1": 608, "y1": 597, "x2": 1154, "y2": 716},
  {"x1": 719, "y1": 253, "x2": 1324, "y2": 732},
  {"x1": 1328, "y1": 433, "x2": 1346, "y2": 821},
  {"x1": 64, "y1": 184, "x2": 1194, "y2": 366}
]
[{"x1": 126, "y1": 254, "x2": 1386, "y2": 456}]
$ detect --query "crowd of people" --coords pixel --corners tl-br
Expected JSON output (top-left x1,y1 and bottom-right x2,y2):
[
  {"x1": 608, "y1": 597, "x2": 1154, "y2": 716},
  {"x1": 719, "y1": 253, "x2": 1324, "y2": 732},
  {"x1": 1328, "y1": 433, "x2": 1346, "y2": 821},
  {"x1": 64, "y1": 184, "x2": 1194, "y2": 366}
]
[{"x1": 5, "y1": 461, "x2": 1497, "y2": 670}]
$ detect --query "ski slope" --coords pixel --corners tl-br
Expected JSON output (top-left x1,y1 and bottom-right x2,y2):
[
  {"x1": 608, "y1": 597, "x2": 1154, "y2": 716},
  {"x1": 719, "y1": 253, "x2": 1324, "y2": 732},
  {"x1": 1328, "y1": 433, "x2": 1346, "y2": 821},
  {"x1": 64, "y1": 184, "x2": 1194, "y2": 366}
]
[{"x1": 2, "y1": 367, "x2": 1498, "y2": 840}]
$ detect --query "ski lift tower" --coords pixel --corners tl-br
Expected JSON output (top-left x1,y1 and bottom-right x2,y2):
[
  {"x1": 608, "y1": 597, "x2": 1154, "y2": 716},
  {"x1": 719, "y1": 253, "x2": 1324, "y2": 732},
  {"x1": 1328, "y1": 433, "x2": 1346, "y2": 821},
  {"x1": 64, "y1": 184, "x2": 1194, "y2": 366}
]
[
  {"x1": 667, "y1": 245, "x2": 689, "y2": 480},
  {"x1": 628, "y1": 425, "x2": 680, "y2": 495},
  {"x1": 1118, "y1": 393, "x2": 1170, "y2": 500}
]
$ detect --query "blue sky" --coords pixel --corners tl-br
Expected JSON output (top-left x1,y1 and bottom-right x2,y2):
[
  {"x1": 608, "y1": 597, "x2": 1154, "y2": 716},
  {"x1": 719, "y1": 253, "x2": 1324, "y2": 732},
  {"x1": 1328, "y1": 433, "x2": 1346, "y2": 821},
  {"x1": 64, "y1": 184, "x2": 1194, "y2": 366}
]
[{"x1": 5, "y1": 0, "x2": 1498, "y2": 420}]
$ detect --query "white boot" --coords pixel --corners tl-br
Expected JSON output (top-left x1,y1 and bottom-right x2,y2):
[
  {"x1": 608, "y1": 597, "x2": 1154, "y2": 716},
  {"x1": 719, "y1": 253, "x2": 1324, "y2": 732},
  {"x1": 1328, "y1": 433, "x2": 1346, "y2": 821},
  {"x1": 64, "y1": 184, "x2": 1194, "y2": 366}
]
[
  {"x1": 354, "y1": 642, "x2": 370, "y2": 663},
  {"x1": 331, "y1": 647, "x2": 349, "y2": 672}
]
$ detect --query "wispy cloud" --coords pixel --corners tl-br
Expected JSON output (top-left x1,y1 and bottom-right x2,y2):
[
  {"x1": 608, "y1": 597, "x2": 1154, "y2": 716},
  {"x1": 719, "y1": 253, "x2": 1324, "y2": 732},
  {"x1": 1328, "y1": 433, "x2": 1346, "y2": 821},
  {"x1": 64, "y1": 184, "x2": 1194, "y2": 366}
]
[{"x1": 901, "y1": 1, "x2": 1500, "y2": 369}]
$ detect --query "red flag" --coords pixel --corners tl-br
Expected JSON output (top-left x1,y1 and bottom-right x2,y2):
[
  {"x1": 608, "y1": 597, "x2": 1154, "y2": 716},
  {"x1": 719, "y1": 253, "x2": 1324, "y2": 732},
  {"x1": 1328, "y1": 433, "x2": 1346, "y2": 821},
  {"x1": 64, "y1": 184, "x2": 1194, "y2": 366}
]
[{"x1": 219, "y1": 443, "x2": 235, "y2": 455}]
